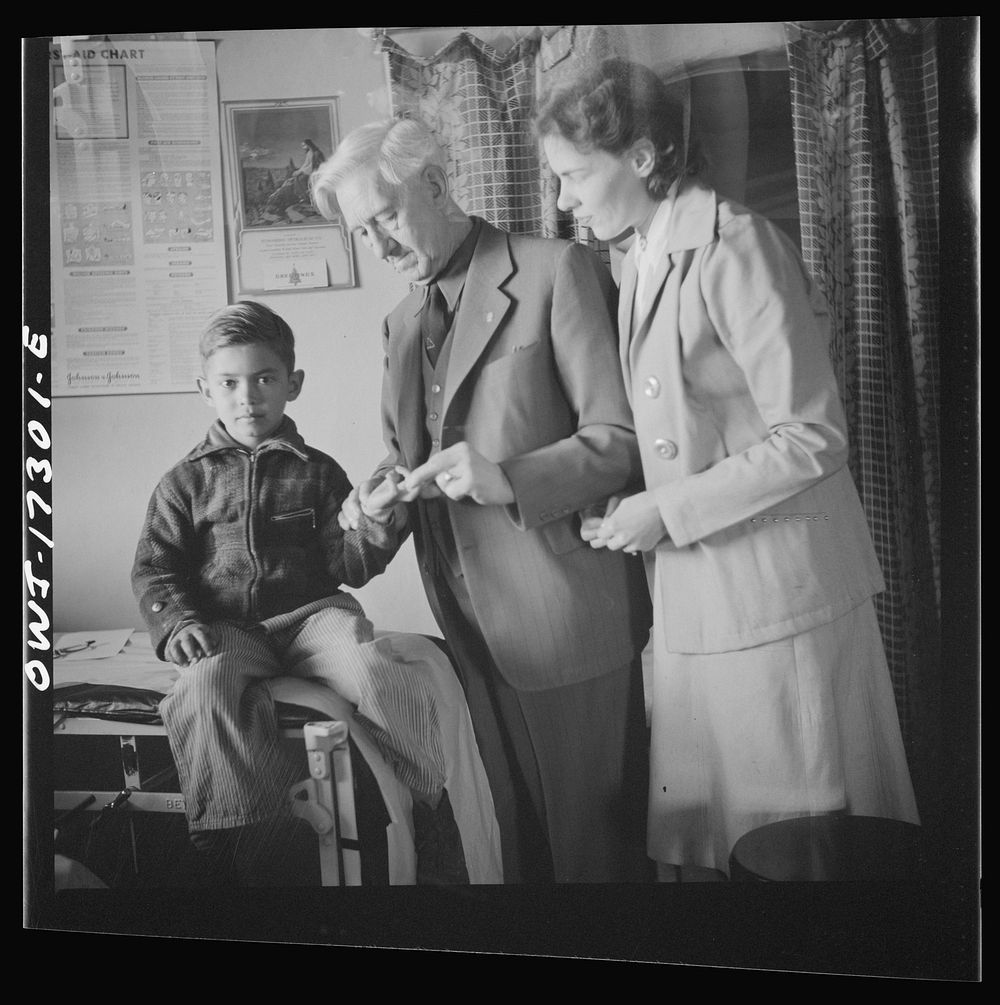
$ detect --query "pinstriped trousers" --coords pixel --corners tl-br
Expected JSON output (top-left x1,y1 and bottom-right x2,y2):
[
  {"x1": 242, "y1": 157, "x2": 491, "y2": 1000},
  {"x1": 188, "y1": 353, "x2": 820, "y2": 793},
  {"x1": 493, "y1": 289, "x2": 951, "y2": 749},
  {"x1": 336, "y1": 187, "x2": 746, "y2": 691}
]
[
  {"x1": 432, "y1": 556, "x2": 651, "y2": 884},
  {"x1": 158, "y1": 593, "x2": 447, "y2": 832}
]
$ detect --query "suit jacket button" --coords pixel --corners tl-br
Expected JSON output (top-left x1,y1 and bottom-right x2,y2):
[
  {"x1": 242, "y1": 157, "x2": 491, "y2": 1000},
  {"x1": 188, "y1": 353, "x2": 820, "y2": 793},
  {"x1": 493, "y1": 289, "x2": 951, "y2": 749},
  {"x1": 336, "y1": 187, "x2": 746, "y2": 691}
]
[
  {"x1": 151, "y1": 601, "x2": 165, "y2": 613},
  {"x1": 644, "y1": 376, "x2": 661, "y2": 398},
  {"x1": 654, "y1": 438, "x2": 678, "y2": 460}
]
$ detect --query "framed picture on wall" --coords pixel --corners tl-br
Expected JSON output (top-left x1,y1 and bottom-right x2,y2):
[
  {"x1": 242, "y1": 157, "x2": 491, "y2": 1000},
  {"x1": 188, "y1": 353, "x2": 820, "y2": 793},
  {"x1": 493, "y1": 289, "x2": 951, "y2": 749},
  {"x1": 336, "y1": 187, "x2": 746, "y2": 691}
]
[{"x1": 223, "y1": 96, "x2": 357, "y2": 294}]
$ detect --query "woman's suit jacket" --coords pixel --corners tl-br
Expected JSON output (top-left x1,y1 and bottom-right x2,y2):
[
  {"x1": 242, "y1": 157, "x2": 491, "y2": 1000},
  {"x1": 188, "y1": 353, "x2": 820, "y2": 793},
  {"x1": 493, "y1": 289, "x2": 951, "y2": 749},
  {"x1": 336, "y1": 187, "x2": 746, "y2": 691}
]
[
  {"x1": 377, "y1": 220, "x2": 651, "y2": 690},
  {"x1": 621, "y1": 180, "x2": 884, "y2": 655}
]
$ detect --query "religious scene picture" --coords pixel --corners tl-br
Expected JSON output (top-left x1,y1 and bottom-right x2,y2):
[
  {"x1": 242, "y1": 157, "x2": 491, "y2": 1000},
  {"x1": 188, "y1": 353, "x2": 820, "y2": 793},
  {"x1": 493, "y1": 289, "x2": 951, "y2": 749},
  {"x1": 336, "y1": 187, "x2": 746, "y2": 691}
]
[{"x1": 227, "y1": 98, "x2": 340, "y2": 229}]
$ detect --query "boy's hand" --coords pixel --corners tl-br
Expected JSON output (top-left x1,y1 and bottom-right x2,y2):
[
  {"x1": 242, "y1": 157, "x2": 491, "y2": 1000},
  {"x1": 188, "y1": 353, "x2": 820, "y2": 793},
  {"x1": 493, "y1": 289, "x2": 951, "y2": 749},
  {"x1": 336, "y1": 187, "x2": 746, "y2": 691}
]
[
  {"x1": 339, "y1": 470, "x2": 409, "y2": 530},
  {"x1": 361, "y1": 470, "x2": 407, "y2": 522},
  {"x1": 167, "y1": 622, "x2": 218, "y2": 667}
]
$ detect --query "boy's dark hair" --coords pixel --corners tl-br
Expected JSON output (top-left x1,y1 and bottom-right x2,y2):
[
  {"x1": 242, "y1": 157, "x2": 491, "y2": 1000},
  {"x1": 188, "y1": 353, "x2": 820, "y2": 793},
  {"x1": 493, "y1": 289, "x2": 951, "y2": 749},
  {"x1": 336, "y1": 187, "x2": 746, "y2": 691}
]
[
  {"x1": 200, "y1": 301, "x2": 296, "y2": 373},
  {"x1": 534, "y1": 57, "x2": 704, "y2": 200}
]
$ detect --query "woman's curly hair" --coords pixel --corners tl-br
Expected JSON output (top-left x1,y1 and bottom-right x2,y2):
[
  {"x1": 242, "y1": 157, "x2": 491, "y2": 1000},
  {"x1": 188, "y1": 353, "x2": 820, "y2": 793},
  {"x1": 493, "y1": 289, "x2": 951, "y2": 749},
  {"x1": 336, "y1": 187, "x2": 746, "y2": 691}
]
[{"x1": 535, "y1": 57, "x2": 704, "y2": 199}]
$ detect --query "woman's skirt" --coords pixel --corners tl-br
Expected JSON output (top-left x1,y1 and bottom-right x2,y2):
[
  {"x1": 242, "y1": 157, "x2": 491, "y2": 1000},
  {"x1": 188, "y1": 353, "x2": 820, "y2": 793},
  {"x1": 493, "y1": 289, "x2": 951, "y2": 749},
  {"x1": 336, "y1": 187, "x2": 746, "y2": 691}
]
[{"x1": 646, "y1": 597, "x2": 920, "y2": 873}]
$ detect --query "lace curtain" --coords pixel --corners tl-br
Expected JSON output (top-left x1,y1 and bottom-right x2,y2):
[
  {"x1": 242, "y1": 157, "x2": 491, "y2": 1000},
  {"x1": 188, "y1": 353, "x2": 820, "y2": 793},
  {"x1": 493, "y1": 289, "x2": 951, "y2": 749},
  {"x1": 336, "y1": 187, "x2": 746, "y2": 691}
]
[{"x1": 786, "y1": 18, "x2": 943, "y2": 819}]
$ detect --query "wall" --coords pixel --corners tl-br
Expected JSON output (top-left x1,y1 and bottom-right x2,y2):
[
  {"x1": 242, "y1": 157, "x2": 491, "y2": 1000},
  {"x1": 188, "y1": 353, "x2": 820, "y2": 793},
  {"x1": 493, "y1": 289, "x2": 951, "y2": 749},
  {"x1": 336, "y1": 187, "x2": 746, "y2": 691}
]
[{"x1": 52, "y1": 28, "x2": 438, "y2": 636}]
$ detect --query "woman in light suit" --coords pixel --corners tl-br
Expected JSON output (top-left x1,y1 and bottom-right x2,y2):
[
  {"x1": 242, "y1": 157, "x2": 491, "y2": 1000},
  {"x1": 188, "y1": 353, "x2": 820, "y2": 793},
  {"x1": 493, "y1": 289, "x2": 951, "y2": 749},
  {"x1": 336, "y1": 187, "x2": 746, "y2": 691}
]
[{"x1": 536, "y1": 58, "x2": 919, "y2": 880}]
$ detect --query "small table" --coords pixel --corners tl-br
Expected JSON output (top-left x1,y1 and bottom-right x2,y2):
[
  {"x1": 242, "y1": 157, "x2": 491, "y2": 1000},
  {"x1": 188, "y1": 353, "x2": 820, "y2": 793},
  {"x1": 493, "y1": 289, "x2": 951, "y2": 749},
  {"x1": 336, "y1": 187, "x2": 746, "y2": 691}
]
[{"x1": 729, "y1": 815, "x2": 929, "y2": 881}]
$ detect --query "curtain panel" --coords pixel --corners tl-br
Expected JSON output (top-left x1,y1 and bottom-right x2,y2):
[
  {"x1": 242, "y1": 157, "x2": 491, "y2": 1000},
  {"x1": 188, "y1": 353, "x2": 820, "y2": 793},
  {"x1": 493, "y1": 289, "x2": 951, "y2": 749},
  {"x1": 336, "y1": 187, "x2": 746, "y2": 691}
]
[
  {"x1": 786, "y1": 18, "x2": 943, "y2": 818},
  {"x1": 380, "y1": 32, "x2": 543, "y2": 234},
  {"x1": 381, "y1": 26, "x2": 625, "y2": 261}
]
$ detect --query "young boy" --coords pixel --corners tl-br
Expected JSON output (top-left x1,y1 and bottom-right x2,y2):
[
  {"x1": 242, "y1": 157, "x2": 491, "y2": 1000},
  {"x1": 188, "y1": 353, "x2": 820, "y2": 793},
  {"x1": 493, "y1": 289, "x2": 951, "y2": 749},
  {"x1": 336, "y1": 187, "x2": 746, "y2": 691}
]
[{"x1": 132, "y1": 301, "x2": 457, "y2": 884}]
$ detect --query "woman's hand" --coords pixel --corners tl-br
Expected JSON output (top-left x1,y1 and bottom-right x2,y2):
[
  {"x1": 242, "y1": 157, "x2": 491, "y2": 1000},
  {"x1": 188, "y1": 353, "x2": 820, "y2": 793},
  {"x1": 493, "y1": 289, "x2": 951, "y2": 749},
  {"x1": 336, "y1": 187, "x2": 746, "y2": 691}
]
[
  {"x1": 585, "y1": 491, "x2": 668, "y2": 554},
  {"x1": 580, "y1": 495, "x2": 622, "y2": 542}
]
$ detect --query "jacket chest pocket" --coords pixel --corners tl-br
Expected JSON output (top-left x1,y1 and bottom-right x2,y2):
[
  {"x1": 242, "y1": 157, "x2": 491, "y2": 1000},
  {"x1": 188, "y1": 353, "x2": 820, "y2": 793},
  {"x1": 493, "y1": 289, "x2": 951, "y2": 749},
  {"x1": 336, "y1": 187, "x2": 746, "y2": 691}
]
[
  {"x1": 478, "y1": 339, "x2": 544, "y2": 380},
  {"x1": 264, "y1": 507, "x2": 316, "y2": 547}
]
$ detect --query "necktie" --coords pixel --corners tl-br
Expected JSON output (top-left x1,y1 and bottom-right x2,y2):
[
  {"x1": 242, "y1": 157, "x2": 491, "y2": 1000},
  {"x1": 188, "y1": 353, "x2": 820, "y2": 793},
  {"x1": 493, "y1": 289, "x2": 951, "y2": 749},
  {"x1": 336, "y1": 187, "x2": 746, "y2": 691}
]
[{"x1": 421, "y1": 282, "x2": 449, "y2": 367}]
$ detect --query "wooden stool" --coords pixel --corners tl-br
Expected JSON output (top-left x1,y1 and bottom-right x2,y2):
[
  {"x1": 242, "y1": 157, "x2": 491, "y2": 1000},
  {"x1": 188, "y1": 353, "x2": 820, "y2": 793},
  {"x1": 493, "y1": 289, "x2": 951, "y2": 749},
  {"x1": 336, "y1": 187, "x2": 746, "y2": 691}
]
[{"x1": 729, "y1": 815, "x2": 929, "y2": 881}]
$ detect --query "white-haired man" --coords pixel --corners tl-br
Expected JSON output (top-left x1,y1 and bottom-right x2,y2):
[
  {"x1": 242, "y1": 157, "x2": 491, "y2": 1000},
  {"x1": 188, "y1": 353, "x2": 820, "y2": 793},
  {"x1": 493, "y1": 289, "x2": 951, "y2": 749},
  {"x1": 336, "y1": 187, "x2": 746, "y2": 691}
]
[{"x1": 311, "y1": 118, "x2": 652, "y2": 883}]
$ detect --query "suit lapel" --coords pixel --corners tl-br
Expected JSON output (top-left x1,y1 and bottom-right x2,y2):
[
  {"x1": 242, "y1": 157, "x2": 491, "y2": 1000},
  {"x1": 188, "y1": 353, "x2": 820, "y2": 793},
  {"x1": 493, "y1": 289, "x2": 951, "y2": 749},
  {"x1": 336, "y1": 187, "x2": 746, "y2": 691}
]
[
  {"x1": 628, "y1": 181, "x2": 719, "y2": 373},
  {"x1": 618, "y1": 253, "x2": 638, "y2": 404},
  {"x1": 441, "y1": 222, "x2": 513, "y2": 421},
  {"x1": 633, "y1": 251, "x2": 673, "y2": 332}
]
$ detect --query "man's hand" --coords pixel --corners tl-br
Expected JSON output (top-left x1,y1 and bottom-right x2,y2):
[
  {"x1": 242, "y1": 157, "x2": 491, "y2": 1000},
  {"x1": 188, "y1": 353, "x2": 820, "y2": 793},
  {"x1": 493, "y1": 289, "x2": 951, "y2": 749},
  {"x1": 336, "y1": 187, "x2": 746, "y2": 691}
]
[
  {"x1": 400, "y1": 442, "x2": 515, "y2": 506},
  {"x1": 167, "y1": 622, "x2": 218, "y2": 667},
  {"x1": 338, "y1": 471, "x2": 408, "y2": 531},
  {"x1": 584, "y1": 490, "x2": 668, "y2": 554}
]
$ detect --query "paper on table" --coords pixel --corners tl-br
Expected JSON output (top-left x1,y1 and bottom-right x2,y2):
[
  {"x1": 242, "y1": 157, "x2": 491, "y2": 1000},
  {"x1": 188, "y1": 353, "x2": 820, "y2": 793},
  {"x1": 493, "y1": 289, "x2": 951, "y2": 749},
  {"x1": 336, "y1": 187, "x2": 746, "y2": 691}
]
[{"x1": 53, "y1": 629, "x2": 134, "y2": 661}]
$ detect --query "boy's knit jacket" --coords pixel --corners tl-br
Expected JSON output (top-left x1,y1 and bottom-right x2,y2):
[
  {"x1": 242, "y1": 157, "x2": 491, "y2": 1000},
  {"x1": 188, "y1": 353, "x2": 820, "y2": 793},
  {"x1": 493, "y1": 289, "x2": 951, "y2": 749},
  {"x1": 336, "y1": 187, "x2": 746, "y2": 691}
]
[{"x1": 131, "y1": 417, "x2": 399, "y2": 660}]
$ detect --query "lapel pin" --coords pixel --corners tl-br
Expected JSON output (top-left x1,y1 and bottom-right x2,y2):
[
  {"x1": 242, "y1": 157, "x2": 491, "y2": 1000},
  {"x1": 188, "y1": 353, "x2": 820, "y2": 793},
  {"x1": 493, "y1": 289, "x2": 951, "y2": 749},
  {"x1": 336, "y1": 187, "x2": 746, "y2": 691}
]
[{"x1": 485, "y1": 312, "x2": 494, "y2": 323}]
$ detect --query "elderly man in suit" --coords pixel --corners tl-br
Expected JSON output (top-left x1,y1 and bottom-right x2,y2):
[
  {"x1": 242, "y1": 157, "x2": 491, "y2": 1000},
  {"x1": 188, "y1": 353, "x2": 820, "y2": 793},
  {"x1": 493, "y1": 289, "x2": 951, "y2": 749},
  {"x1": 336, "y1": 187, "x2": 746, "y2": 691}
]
[{"x1": 311, "y1": 117, "x2": 652, "y2": 883}]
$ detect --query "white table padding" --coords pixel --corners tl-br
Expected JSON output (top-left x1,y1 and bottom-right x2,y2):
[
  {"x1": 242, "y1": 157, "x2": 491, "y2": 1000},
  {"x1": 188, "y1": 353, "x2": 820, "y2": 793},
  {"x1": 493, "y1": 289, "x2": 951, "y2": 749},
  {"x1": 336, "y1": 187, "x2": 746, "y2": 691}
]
[{"x1": 54, "y1": 630, "x2": 502, "y2": 885}]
